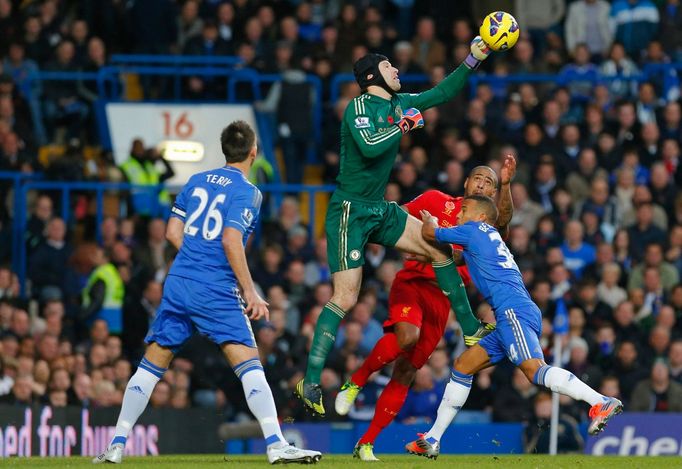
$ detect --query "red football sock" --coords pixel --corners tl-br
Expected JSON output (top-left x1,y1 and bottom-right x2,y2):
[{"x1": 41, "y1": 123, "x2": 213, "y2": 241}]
[
  {"x1": 351, "y1": 333, "x2": 402, "y2": 387},
  {"x1": 359, "y1": 380, "x2": 409, "y2": 445}
]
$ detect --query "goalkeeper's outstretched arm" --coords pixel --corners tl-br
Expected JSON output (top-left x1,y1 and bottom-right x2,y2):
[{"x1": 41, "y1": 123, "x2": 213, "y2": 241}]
[{"x1": 406, "y1": 37, "x2": 492, "y2": 111}]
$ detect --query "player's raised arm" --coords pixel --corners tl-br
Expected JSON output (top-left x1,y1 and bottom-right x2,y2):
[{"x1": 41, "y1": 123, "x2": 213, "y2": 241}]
[
  {"x1": 403, "y1": 38, "x2": 492, "y2": 111},
  {"x1": 496, "y1": 154, "x2": 517, "y2": 237}
]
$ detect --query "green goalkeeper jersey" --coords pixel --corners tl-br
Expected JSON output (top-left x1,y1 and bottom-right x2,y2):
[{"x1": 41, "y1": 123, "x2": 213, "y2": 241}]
[{"x1": 337, "y1": 63, "x2": 473, "y2": 201}]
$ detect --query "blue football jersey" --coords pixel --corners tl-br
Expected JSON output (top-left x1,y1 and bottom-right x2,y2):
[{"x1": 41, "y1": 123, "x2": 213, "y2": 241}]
[
  {"x1": 168, "y1": 165, "x2": 262, "y2": 286},
  {"x1": 435, "y1": 221, "x2": 536, "y2": 315}
]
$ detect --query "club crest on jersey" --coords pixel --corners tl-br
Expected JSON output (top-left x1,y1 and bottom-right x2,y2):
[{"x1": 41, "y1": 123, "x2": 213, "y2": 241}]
[
  {"x1": 241, "y1": 208, "x2": 254, "y2": 226},
  {"x1": 443, "y1": 200, "x2": 456, "y2": 216},
  {"x1": 354, "y1": 117, "x2": 370, "y2": 129},
  {"x1": 395, "y1": 105, "x2": 403, "y2": 118},
  {"x1": 349, "y1": 249, "x2": 361, "y2": 261}
]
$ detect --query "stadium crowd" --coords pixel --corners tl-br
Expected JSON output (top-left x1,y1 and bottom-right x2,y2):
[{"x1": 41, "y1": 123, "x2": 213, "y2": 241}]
[{"x1": 1, "y1": 0, "x2": 682, "y2": 454}]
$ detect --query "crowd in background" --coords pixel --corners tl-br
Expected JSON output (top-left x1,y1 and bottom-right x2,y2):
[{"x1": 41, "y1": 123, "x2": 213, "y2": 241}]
[{"x1": 2, "y1": 0, "x2": 682, "y2": 454}]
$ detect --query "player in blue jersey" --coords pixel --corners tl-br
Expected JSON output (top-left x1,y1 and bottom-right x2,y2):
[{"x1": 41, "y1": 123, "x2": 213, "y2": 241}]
[
  {"x1": 94, "y1": 121, "x2": 321, "y2": 465},
  {"x1": 405, "y1": 195, "x2": 622, "y2": 459}
]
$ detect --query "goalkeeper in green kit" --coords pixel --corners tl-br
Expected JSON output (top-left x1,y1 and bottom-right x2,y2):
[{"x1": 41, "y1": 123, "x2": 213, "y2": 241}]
[{"x1": 296, "y1": 37, "x2": 494, "y2": 416}]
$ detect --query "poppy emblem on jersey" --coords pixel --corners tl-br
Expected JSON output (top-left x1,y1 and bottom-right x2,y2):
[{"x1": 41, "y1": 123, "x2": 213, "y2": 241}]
[
  {"x1": 443, "y1": 200, "x2": 456, "y2": 216},
  {"x1": 350, "y1": 250, "x2": 361, "y2": 261},
  {"x1": 401, "y1": 306, "x2": 411, "y2": 317},
  {"x1": 387, "y1": 116, "x2": 394, "y2": 124}
]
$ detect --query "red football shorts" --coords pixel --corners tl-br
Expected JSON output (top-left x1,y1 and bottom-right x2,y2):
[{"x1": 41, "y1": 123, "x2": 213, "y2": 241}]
[{"x1": 384, "y1": 276, "x2": 450, "y2": 369}]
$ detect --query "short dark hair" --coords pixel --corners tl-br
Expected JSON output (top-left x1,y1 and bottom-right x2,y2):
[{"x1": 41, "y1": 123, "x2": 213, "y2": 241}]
[
  {"x1": 220, "y1": 120, "x2": 256, "y2": 163},
  {"x1": 464, "y1": 194, "x2": 498, "y2": 224}
]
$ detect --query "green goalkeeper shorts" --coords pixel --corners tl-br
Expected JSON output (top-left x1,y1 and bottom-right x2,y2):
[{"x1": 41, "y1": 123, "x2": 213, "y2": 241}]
[{"x1": 325, "y1": 189, "x2": 408, "y2": 273}]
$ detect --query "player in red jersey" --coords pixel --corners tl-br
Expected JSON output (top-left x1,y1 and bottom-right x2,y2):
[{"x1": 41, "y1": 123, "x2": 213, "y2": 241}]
[{"x1": 335, "y1": 157, "x2": 516, "y2": 461}]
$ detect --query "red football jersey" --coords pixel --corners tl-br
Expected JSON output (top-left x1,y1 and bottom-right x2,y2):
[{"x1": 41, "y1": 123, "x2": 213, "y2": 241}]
[{"x1": 395, "y1": 190, "x2": 471, "y2": 285}]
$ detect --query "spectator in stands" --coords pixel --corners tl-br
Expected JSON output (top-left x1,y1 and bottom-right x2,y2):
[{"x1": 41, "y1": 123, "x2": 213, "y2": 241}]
[
  {"x1": 623, "y1": 186, "x2": 667, "y2": 231},
  {"x1": 611, "y1": 340, "x2": 648, "y2": 402},
  {"x1": 2, "y1": 40, "x2": 40, "y2": 110},
  {"x1": 630, "y1": 359, "x2": 682, "y2": 411},
  {"x1": 335, "y1": 302, "x2": 382, "y2": 356},
  {"x1": 596, "y1": 262, "x2": 628, "y2": 308},
  {"x1": 28, "y1": 217, "x2": 71, "y2": 300},
  {"x1": 636, "y1": 82, "x2": 660, "y2": 124},
  {"x1": 122, "y1": 279, "x2": 161, "y2": 360},
  {"x1": 78, "y1": 243, "x2": 124, "y2": 335},
  {"x1": 493, "y1": 368, "x2": 537, "y2": 422},
  {"x1": 0, "y1": 374, "x2": 35, "y2": 405},
  {"x1": 524, "y1": 391, "x2": 584, "y2": 454},
  {"x1": 215, "y1": 2, "x2": 235, "y2": 43},
  {"x1": 398, "y1": 365, "x2": 445, "y2": 424},
  {"x1": 628, "y1": 202, "x2": 668, "y2": 261},
  {"x1": 183, "y1": 21, "x2": 231, "y2": 99},
  {"x1": 628, "y1": 243, "x2": 679, "y2": 293},
  {"x1": 612, "y1": 301, "x2": 644, "y2": 344},
  {"x1": 22, "y1": 15, "x2": 51, "y2": 64},
  {"x1": 669, "y1": 340, "x2": 682, "y2": 384},
  {"x1": 69, "y1": 19, "x2": 90, "y2": 67},
  {"x1": 560, "y1": 220, "x2": 596, "y2": 279},
  {"x1": 560, "y1": 44, "x2": 598, "y2": 99},
  {"x1": 280, "y1": 16, "x2": 311, "y2": 68},
  {"x1": 252, "y1": 244, "x2": 285, "y2": 294},
  {"x1": 658, "y1": 0, "x2": 682, "y2": 60},
  {"x1": 611, "y1": 0, "x2": 660, "y2": 59},
  {"x1": 43, "y1": 40, "x2": 89, "y2": 142},
  {"x1": 133, "y1": 218, "x2": 175, "y2": 282},
  {"x1": 411, "y1": 17, "x2": 445, "y2": 71},
  {"x1": 667, "y1": 225, "x2": 682, "y2": 278},
  {"x1": 600, "y1": 44, "x2": 640, "y2": 100},
  {"x1": 660, "y1": 102, "x2": 682, "y2": 142},
  {"x1": 119, "y1": 139, "x2": 174, "y2": 217},
  {"x1": 565, "y1": 0, "x2": 613, "y2": 59},
  {"x1": 176, "y1": 0, "x2": 203, "y2": 52}
]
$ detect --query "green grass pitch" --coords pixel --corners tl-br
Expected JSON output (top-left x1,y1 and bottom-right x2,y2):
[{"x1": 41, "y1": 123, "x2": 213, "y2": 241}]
[{"x1": 0, "y1": 455, "x2": 678, "y2": 468}]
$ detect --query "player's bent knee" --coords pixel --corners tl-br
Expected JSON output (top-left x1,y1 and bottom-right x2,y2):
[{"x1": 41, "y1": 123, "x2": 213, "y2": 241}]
[
  {"x1": 519, "y1": 359, "x2": 544, "y2": 382},
  {"x1": 330, "y1": 292, "x2": 358, "y2": 312},
  {"x1": 395, "y1": 325, "x2": 419, "y2": 351},
  {"x1": 144, "y1": 342, "x2": 174, "y2": 369}
]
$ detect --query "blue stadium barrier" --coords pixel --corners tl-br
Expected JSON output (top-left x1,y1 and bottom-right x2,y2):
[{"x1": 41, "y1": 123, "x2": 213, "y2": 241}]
[
  {"x1": 20, "y1": 59, "x2": 682, "y2": 147},
  {"x1": 96, "y1": 65, "x2": 262, "y2": 102},
  {"x1": 109, "y1": 54, "x2": 244, "y2": 66},
  {"x1": 13, "y1": 181, "x2": 336, "y2": 296},
  {"x1": 329, "y1": 73, "x2": 430, "y2": 104}
]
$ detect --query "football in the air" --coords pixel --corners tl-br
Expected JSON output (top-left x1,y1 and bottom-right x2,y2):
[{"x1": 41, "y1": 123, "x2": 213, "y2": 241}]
[{"x1": 479, "y1": 11, "x2": 520, "y2": 51}]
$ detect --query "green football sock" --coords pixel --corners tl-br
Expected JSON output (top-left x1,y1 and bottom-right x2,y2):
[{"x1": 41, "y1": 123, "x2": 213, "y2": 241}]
[
  {"x1": 305, "y1": 302, "x2": 346, "y2": 384},
  {"x1": 432, "y1": 257, "x2": 481, "y2": 336}
]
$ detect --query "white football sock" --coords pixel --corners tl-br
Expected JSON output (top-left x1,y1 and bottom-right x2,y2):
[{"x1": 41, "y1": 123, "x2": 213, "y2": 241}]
[
  {"x1": 535, "y1": 365, "x2": 605, "y2": 406},
  {"x1": 112, "y1": 358, "x2": 165, "y2": 445},
  {"x1": 424, "y1": 371, "x2": 472, "y2": 442},
  {"x1": 235, "y1": 358, "x2": 286, "y2": 449}
]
